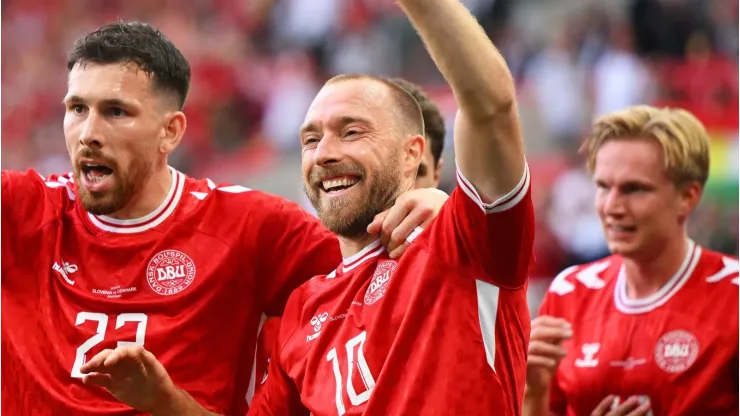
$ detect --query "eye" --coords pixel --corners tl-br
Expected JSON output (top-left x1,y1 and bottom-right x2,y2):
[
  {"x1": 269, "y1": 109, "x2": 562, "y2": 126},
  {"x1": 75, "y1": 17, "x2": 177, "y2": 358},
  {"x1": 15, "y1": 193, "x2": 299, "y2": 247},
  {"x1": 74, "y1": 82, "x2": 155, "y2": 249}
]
[
  {"x1": 70, "y1": 104, "x2": 86, "y2": 114},
  {"x1": 303, "y1": 136, "x2": 319, "y2": 146},
  {"x1": 344, "y1": 129, "x2": 361, "y2": 137},
  {"x1": 109, "y1": 107, "x2": 127, "y2": 117}
]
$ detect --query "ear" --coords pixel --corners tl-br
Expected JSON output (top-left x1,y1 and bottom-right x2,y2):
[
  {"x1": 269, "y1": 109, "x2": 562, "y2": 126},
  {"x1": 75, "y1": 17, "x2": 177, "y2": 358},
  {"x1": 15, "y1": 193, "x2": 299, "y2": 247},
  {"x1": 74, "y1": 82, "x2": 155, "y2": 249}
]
[
  {"x1": 402, "y1": 134, "x2": 426, "y2": 178},
  {"x1": 158, "y1": 111, "x2": 187, "y2": 155},
  {"x1": 678, "y1": 181, "x2": 703, "y2": 219}
]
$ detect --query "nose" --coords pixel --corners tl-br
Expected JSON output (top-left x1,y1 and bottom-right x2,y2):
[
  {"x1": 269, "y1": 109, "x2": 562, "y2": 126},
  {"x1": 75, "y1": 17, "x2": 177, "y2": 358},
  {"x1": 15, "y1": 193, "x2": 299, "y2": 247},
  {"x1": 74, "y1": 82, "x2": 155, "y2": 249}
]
[
  {"x1": 600, "y1": 187, "x2": 626, "y2": 217},
  {"x1": 312, "y1": 134, "x2": 342, "y2": 166},
  {"x1": 78, "y1": 111, "x2": 104, "y2": 149}
]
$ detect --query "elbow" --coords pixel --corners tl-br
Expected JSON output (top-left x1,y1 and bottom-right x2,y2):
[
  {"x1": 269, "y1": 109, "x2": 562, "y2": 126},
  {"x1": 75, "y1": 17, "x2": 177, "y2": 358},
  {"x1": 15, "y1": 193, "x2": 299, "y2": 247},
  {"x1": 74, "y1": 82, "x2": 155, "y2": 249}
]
[{"x1": 458, "y1": 79, "x2": 517, "y2": 121}]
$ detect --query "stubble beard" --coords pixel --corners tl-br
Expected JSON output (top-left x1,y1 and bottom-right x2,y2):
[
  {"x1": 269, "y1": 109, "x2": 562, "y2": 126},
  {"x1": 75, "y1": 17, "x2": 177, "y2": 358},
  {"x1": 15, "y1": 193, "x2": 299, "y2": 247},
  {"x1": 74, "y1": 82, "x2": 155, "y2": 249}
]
[
  {"x1": 76, "y1": 158, "x2": 153, "y2": 217},
  {"x1": 305, "y1": 153, "x2": 402, "y2": 239}
]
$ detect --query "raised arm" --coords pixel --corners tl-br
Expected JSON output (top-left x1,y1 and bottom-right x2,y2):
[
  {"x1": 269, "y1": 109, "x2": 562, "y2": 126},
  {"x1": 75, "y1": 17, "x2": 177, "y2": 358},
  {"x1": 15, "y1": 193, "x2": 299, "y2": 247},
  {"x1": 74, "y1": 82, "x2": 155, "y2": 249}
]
[{"x1": 397, "y1": 0, "x2": 525, "y2": 201}]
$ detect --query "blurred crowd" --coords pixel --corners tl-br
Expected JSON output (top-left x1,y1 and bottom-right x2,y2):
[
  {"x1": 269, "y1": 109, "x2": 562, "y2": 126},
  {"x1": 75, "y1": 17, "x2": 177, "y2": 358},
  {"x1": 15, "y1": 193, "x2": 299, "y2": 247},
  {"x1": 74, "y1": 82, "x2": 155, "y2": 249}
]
[{"x1": 3, "y1": 0, "x2": 738, "y2": 287}]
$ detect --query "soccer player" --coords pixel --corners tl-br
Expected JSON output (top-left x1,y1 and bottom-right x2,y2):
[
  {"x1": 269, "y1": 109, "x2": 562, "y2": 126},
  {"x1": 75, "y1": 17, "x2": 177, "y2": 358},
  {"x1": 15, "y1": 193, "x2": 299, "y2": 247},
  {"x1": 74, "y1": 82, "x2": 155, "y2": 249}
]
[
  {"x1": 523, "y1": 105, "x2": 739, "y2": 416},
  {"x1": 75, "y1": 0, "x2": 535, "y2": 413},
  {"x1": 1, "y1": 21, "x2": 447, "y2": 416},
  {"x1": 251, "y1": 77, "x2": 449, "y2": 398}
]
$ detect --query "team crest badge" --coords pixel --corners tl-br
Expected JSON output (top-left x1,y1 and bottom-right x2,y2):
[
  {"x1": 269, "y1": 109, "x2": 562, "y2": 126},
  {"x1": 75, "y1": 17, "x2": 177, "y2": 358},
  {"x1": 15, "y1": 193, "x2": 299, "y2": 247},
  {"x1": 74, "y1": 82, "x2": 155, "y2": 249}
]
[
  {"x1": 364, "y1": 260, "x2": 397, "y2": 305},
  {"x1": 146, "y1": 250, "x2": 197, "y2": 296},
  {"x1": 654, "y1": 329, "x2": 699, "y2": 373}
]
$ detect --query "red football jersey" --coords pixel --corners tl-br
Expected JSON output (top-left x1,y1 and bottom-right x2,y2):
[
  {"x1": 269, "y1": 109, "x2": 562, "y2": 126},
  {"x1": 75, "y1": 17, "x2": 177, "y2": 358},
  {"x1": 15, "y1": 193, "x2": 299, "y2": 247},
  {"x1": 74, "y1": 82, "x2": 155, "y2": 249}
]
[
  {"x1": 539, "y1": 240, "x2": 739, "y2": 415},
  {"x1": 250, "y1": 166, "x2": 535, "y2": 415},
  {"x1": 1, "y1": 168, "x2": 340, "y2": 415},
  {"x1": 253, "y1": 317, "x2": 282, "y2": 400}
]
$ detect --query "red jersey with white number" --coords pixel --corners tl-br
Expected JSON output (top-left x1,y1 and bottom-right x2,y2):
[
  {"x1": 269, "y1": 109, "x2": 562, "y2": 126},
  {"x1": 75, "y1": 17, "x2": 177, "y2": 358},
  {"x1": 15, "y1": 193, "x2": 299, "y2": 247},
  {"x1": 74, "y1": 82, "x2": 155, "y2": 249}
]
[
  {"x1": 1, "y1": 168, "x2": 340, "y2": 416},
  {"x1": 539, "y1": 241, "x2": 739, "y2": 416},
  {"x1": 250, "y1": 166, "x2": 535, "y2": 416}
]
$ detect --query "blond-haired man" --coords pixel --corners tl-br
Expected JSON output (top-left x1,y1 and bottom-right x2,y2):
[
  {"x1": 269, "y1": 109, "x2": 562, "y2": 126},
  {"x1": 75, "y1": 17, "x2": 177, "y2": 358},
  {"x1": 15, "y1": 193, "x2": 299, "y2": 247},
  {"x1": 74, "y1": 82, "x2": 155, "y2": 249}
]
[{"x1": 524, "y1": 105, "x2": 738, "y2": 416}]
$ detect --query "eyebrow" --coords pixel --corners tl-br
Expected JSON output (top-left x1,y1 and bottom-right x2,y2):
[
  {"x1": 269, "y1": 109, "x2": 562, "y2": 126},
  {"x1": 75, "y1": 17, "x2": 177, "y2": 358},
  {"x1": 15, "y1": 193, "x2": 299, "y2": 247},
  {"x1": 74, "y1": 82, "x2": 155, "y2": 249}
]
[
  {"x1": 300, "y1": 115, "x2": 374, "y2": 136},
  {"x1": 62, "y1": 95, "x2": 135, "y2": 108}
]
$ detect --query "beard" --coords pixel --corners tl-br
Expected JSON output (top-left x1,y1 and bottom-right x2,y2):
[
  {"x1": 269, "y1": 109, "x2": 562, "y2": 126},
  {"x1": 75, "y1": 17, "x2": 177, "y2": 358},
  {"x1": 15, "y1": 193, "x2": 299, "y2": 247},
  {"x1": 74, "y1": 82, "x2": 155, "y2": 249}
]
[
  {"x1": 74, "y1": 149, "x2": 153, "y2": 216},
  {"x1": 304, "y1": 151, "x2": 402, "y2": 238}
]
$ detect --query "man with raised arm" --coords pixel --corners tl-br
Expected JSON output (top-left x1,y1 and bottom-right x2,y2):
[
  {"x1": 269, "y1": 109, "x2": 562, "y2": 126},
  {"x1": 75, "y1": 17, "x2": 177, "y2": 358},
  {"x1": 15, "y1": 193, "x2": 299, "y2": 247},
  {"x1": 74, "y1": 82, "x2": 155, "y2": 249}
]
[{"x1": 80, "y1": 1, "x2": 534, "y2": 414}]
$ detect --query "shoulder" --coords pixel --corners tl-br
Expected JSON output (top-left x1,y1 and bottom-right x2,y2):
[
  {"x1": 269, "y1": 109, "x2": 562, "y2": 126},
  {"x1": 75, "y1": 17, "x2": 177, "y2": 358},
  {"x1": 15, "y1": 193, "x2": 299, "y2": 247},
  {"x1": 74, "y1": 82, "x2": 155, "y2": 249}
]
[
  {"x1": 695, "y1": 247, "x2": 738, "y2": 292},
  {"x1": 277, "y1": 275, "x2": 336, "y2": 341},
  {"x1": 541, "y1": 256, "x2": 621, "y2": 316},
  {"x1": 547, "y1": 256, "x2": 620, "y2": 297}
]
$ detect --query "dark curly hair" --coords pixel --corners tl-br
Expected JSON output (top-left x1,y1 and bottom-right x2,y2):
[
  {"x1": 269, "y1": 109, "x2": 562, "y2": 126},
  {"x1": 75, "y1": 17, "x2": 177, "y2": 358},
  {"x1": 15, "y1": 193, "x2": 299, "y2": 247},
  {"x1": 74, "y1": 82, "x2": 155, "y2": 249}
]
[{"x1": 67, "y1": 21, "x2": 191, "y2": 110}]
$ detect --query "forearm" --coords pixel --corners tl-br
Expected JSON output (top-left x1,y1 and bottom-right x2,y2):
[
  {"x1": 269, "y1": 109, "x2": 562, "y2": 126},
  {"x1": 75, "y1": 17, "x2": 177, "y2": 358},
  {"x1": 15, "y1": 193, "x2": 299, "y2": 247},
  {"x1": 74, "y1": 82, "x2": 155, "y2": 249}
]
[
  {"x1": 150, "y1": 387, "x2": 221, "y2": 416},
  {"x1": 396, "y1": 0, "x2": 515, "y2": 118},
  {"x1": 522, "y1": 387, "x2": 551, "y2": 416}
]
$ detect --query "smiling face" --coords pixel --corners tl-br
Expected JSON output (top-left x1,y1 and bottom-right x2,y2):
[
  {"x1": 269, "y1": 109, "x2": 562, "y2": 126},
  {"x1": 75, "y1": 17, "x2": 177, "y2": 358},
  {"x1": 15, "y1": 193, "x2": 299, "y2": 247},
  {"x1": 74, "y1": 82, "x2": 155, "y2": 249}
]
[
  {"x1": 593, "y1": 139, "x2": 701, "y2": 260},
  {"x1": 300, "y1": 77, "x2": 424, "y2": 238},
  {"x1": 63, "y1": 62, "x2": 166, "y2": 215}
]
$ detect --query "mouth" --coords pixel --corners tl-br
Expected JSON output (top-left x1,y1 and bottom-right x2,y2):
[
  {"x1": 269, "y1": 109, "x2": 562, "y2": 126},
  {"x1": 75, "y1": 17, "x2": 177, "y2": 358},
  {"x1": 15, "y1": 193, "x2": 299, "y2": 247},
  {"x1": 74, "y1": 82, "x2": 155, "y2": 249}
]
[
  {"x1": 607, "y1": 224, "x2": 637, "y2": 238},
  {"x1": 79, "y1": 161, "x2": 114, "y2": 184},
  {"x1": 319, "y1": 175, "x2": 361, "y2": 195}
]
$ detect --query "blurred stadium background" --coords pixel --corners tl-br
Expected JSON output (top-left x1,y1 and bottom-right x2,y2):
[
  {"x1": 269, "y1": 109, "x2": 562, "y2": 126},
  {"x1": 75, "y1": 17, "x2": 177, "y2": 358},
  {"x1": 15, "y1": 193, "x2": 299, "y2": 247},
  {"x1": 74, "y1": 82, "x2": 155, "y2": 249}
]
[{"x1": 2, "y1": 0, "x2": 737, "y2": 312}]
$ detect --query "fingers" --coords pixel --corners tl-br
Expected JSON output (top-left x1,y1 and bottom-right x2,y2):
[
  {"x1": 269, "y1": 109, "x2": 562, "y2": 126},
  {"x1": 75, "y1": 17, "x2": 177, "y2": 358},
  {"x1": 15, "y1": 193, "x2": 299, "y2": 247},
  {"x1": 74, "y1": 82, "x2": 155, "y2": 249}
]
[
  {"x1": 367, "y1": 211, "x2": 389, "y2": 236},
  {"x1": 80, "y1": 345, "x2": 151, "y2": 376},
  {"x1": 591, "y1": 395, "x2": 618, "y2": 416},
  {"x1": 531, "y1": 324, "x2": 572, "y2": 344},
  {"x1": 528, "y1": 340, "x2": 567, "y2": 361},
  {"x1": 379, "y1": 198, "x2": 414, "y2": 252},
  {"x1": 82, "y1": 372, "x2": 113, "y2": 389},
  {"x1": 628, "y1": 401, "x2": 652, "y2": 416},
  {"x1": 80, "y1": 348, "x2": 116, "y2": 374},
  {"x1": 387, "y1": 208, "x2": 429, "y2": 257},
  {"x1": 531, "y1": 316, "x2": 572, "y2": 344},
  {"x1": 591, "y1": 396, "x2": 652, "y2": 416},
  {"x1": 531, "y1": 315, "x2": 571, "y2": 328}
]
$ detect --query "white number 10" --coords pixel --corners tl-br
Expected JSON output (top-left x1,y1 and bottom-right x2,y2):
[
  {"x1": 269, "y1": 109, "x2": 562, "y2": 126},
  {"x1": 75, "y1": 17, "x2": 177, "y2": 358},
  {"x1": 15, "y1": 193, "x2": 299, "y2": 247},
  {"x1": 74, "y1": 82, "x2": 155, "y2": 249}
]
[
  {"x1": 326, "y1": 331, "x2": 377, "y2": 415},
  {"x1": 70, "y1": 312, "x2": 148, "y2": 378}
]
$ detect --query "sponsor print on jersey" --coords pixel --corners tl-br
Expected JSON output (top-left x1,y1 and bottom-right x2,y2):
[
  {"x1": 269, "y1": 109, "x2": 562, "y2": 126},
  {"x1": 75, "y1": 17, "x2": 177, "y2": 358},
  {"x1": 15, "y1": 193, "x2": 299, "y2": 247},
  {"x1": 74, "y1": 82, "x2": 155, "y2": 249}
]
[
  {"x1": 364, "y1": 260, "x2": 397, "y2": 305},
  {"x1": 654, "y1": 330, "x2": 699, "y2": 373},
  {"x1": 146, "y1": 250, "x2": 197, "y2": 296}
]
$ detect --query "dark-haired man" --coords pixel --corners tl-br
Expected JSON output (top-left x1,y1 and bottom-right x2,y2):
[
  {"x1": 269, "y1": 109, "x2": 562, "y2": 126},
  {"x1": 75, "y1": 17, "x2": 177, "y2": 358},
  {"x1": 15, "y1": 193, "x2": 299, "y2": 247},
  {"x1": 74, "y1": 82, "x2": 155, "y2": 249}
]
[{"x1": 1, "y1": 21, "x2": 446, "y2": 415}]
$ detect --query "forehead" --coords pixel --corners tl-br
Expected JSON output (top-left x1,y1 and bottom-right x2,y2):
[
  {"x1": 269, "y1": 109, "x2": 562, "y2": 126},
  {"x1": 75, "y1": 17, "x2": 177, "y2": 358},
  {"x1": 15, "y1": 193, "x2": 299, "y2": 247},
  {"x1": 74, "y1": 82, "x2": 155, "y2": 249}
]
[
  {"x1": 594, "y1": 139, "x2": 668, "y2": 182},
  {"x1": 65, "y1": 62, "x2": 153, "y2": 104},
  {"x1": 304, "y1": 80, "x2": 395, "y2": 128}
]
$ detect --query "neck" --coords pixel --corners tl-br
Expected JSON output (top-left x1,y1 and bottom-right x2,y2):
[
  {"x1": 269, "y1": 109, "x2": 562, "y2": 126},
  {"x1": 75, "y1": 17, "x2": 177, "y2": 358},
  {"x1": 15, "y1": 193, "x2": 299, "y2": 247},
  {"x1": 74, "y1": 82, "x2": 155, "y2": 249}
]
[
  {"x1": 622, "y1": 232, "x2": 689, "y2": 300},
  {"x1": 335, "y1": 179, "x2": 414, "y2": 259},
  {"x1": 338, "y1": 234, "x2": 379, "y2": 259},
  {"x1": 107, "y1": 164, "x2": 172, "y2": 220}
]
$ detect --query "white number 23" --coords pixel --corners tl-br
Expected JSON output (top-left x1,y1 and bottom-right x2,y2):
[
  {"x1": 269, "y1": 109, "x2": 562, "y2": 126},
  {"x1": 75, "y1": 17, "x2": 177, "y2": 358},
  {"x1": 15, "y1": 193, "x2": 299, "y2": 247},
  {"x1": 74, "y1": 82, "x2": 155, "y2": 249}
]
[{"x1": 70, "y1": 312, "x2": 148, "y2": 378}]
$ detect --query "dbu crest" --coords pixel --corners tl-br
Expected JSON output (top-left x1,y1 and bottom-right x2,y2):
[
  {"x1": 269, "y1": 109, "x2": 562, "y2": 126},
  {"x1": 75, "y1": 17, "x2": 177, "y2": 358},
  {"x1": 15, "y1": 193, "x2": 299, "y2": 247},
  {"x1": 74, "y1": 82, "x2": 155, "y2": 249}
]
[
  {"x1": 146, "y1": 250, "x2": 197, "y2": 296},
  {"x1": 364, "y1": 260, "x2": 397, "y2": 305}
]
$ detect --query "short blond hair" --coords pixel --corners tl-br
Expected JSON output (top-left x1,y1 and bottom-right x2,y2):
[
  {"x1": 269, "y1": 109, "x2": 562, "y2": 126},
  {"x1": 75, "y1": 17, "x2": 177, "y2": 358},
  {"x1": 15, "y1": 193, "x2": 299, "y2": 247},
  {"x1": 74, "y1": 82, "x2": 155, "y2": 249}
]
[{"x1": 582, "y1": 105, "x2": 710, "y2": 186}]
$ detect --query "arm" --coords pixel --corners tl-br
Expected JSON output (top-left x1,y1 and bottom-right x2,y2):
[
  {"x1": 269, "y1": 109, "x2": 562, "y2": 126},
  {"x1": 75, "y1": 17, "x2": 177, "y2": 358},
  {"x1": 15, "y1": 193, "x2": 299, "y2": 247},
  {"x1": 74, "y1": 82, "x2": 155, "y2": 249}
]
[
  {"x1": 258, "y1": 188, "x2": 450, "y2": 314},
  {"x1": 397, "y1": 0, "x2": 525, "y2": 202},
  {"x1": 2, "y1": 169, "x2": 63, "y2": 273},
  {"x1": 398, "y1": 0, "x2": 533, "y2": 288},
  {"x1": 523, "y1": 295, "x2": 571, "y2": 416},
  {"x1": 256, "y1": 197, "x2": 341, "y2": 317}
]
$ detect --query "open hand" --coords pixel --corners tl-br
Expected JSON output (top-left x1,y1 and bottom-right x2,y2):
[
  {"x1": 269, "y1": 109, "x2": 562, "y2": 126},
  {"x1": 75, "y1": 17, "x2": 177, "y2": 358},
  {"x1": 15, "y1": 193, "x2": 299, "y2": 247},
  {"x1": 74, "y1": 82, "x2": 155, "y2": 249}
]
[
  {"x1": 80, "y1": 345, "x2": 175, "y2": 413},
  {"x1": 367, "y1": 188, "x2": 448, "y2": 258}
]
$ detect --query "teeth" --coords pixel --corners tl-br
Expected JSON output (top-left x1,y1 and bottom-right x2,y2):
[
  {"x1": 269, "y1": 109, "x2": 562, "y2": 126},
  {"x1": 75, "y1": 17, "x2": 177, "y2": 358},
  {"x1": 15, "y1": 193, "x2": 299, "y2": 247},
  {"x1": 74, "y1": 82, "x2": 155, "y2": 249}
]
[
  {"x1": 85, "y1": 172, "x2": 110, "y2": 182},
  {"x1": 322, "y1": 177, "x2": 358, "y2": 191}
]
